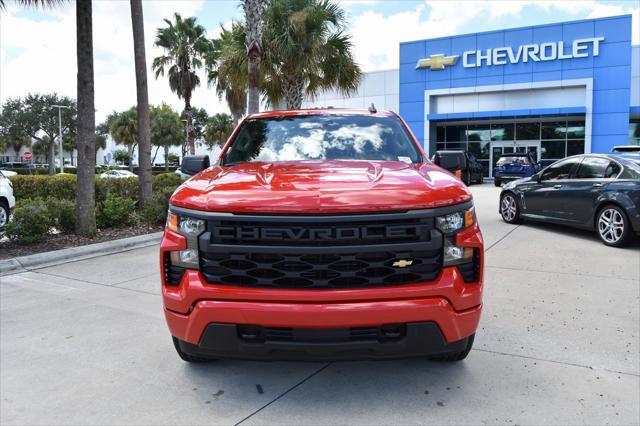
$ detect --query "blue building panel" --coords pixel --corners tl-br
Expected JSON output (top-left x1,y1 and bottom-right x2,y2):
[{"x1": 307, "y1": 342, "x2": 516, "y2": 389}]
[{"x1": 398, "y1": 15, "x2": 634, "y2": 155}]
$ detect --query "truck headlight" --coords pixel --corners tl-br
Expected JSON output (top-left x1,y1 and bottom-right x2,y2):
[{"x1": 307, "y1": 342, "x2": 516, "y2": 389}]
[
  {"x1": 436, "y1": 206, "x2": 475, "y2": 266},
  {"x1": 166, "y1": 210, "x2": 204, "y2": 269}
]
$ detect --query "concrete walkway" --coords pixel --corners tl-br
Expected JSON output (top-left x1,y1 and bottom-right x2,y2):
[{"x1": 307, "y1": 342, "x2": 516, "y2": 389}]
[{"x1": 1, "y1": 184, "x2": 638, "y2": 425}]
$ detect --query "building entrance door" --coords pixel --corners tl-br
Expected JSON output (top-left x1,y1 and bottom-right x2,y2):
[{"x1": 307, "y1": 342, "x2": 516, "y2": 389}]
[{"x1": 490, "y1": 141, "x2": 541, "y2": 177}]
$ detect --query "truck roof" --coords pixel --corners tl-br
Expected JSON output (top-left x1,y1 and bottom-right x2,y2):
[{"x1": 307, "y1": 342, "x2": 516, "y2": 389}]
[{"x1": 247, "y1": 108, "x2": 396, "y2": 120}]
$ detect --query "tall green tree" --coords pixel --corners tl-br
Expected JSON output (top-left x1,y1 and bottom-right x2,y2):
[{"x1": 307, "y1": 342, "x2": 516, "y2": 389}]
[
  {"x1": 243, "y1": 0, "x2": 268, "y2": 114},
  {"x1": 262, "y1": 0, "x2": 361, "y2": 109},
  {"x1": 150, "y1": 104, "x2": 182, "y2": 170},
  {"x1": 209, "y1": 23, "x2": 247, "y2": 124},
  {"x1": 0, "y1": 94, "x2": 76, "y2": 174},
  {"x1": 130, "y1": 0, "x2": 152, "y2": 206},
  {"x1": 204, "y1": 113, "x2": 234, "y2": 149},
  {"x1": 109, "y1": 108, "x2": 138, "y2": 172},
  {"x1": 153, "y1": 13, "x2": 214, "y2": 155},
  {"x1": 180, "y1": 107, "x2": 208, "y2": 155}
]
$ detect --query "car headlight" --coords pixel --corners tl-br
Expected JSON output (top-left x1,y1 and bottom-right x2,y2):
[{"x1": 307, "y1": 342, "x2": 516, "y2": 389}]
[
  {"x1": 436, "y1": 206, "x2": 475, "y2": 266},
  {"x1": 166, "y1": 210, "x2": 205, "y2": 269}
]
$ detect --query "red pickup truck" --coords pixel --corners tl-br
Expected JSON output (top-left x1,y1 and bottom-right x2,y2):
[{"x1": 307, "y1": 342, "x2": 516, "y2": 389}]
[{"x1": 160, "y1": 109, "x2": 484, "y2": 362}]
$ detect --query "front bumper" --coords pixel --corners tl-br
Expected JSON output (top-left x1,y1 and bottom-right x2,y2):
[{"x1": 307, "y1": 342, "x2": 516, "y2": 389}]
[
  {"x1": 161, "y1": 223, "x2": 484, "y2": 361},
  {"x1": 172, "y1": 322, "x2": 474, "y2": 361}
]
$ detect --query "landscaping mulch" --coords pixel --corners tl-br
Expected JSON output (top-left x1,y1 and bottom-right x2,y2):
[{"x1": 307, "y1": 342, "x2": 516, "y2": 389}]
[{"x1": 0, "y1": 224, "x2": 163, "y2": 260}]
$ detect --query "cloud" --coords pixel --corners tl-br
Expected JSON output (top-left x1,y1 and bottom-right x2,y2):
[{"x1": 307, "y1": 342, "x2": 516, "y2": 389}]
[
  {"x1": 347, "y1": 0, "x2": 640, "y2": 71},
  {"x1": 0, "y1": 0, "x2": 230, "y2": 122}
]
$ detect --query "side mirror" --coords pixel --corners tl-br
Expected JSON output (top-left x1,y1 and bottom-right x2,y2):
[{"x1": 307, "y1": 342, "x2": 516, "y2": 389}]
[
  {"x1": 532, "y1": 172, "x2": 542, "y2": 182},
  {"x1": 181, "y1": 155, "x2": 210, "y2": 176}
]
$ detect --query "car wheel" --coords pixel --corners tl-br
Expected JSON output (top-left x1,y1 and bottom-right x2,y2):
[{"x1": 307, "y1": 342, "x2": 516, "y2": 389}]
[
  {"x1": 500, "y1": 193, "x2": 521, "y2": 224},
  {"x1": 494, "y1": 178, "x2": 501, "y2": 187},
  {"x1": 428, "y1": 334, "x2": 475, "y2": 362},
  {"x1": 464, "y1": 171, "x2": 472, "y2": 186},
  {"x1": 596, "y1": 205, "x2": 632, "y2": 247},
  {"x1": 172, "y1": 337, "x2": 216, "y2": 363},
  {"x1": 0, "y1": 200, "x2": 9, "y2": 229}
]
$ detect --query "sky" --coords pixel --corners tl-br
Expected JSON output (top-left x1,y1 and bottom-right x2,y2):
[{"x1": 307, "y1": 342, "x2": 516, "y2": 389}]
[{"x1": 1, "y1": 0, "x2": 639, "y2": 123}]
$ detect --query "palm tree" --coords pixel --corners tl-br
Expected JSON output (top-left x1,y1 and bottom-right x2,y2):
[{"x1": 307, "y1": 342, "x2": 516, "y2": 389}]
[
  {"x1": 130, "y1": 0, "x2": 152, "y2": 206},
  {"x1": 209, "y1": 23, "x2": 248, "y2": 125},
  {"x1": 243, "y1": 0, "x2": 268, "y2": 114},
  {"x1": 110, "y1": 108, "x2": 138, "y2": 172},
  {"x1": 262, "y1": 0, "x2": 362, "y2": 109},
  {"x1": 204, "y1": 113, "x2": 234, "y2": 149},
  {"x1": 75, "y1": 0, "x2": 97, "y2": 235},
  {"x1": 152, "y1": 13, "x2": 213, "y2": 155},
  {"x1": 150, "y1": 104, "x2": 183, "y2": 170}
]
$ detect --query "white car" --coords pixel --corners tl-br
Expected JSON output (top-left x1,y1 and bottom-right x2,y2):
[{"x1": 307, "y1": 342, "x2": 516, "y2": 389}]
[
  {"x1": 100, "y1": 170, "x2": 137, "y2": 179},
  {"x1": 0, "y1": 170, "x2": 17, "y2": 177},
  {"x1": 0, "y1": 171, "x2": 16, "y2": 229}
]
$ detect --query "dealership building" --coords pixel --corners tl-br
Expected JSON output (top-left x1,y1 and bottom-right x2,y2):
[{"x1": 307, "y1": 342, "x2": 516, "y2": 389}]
[{"x1": 303, "y1": 15, "x2": 640, "y2": 178}]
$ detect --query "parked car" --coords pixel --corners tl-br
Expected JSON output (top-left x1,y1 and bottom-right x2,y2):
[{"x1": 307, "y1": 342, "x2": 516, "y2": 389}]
[
  {"x1": 0, "y1": 171, "x2": 16, "y2": 229},
  {"x1": 100, "y1": 170, "x2": 137, "y2": 179},
  {"x1": 0, "y1": 170, "x2": 17, "y2": 177},
  {"x1": 431, "y1": 150, "x2": 484, "y2": 185},
  {"x1": 611, "y1": 145, "x2": 640, "y2": 153},
  {"x1": 499, "y1": 154, "x2": 640, "y2": 247},
  {"x1": 493, "y1": 153, "x2": 540, "y2": 186},
  {"x1": 162, "y1": 109, "x2": 484, "y2": 363},
  {"x1": 0, "y1": 162, "x2": 30, "y2": 169}
]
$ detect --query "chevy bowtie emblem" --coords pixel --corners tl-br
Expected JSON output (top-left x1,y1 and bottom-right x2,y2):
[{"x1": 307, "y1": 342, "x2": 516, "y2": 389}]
[
  {"x1": 416, "y1": 54, "x2": 459, "y2": 70},
  {"x1": 392, "y1": 259, "x2": 413, "y2": 268}
]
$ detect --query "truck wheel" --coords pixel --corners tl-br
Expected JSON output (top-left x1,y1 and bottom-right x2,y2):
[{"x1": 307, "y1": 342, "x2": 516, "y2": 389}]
[
  {"x1": 464, "y1": 171, "x2": 472, "y2": 186},
  {"x1": 429, "y1": 334, "x2": 475, "y2": 362},
  {"x1": 0, "y1": 200, "x2": 9, "y2": 229},
  {"x1": 494, "y1": 178, "x2": 501, "y2": 187},
  {"x1": 172, "y1": 337, "x2": 216, "y2": 363}
]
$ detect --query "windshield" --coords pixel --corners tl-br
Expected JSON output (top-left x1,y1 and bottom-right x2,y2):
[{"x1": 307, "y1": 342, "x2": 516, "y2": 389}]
[
  {"x1": 496, "y1": 155, "x2": 531, "y2": 165},
  {"x1": 222, "y1": 115, "x2": 421, "y2": 165}
]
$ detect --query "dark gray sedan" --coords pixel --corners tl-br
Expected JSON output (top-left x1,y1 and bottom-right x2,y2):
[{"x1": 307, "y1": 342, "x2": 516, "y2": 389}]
[{"x1": 499, "y1": 154, "x2": 640, "y2": 247}]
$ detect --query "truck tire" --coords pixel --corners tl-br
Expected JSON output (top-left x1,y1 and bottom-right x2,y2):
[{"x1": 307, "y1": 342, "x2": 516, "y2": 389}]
[
  {"x1": 172, "y1": 337, "x2": 216, "y2": 363},
  {"x1": 429, "y1": 334, "x2": 475, "y2": 362},
  {"x1": 494, "y1": 178, "x2": 501, "y2": 187}
]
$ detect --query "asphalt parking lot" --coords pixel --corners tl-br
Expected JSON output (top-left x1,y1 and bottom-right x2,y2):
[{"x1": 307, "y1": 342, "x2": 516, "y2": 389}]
[{"x1": 1, "y1": 183, "x2": 639, "y2": 425}]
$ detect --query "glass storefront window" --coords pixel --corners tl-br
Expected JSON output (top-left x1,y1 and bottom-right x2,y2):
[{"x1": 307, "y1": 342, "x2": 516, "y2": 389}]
[
  {"x1": 566, "y1": 121, "x2": 585, "y2": 139},
  {"x1": 567, "y1": 139, "x2": 585, "y2": 156},
  {"x1": 629, "y1": 119, "x2": 640, "y2": 145},
  {"x1": 490, "y1": 123, "x2": 514, "y2": 141},
  {"x1": 541, "y1": 140, "x2": 565, "y2": 159},
  {"x1": 445, "y1": 142, "x2": 466, "y2": 151},
  {"x1": 467, "y1": 141, "x2": 490, "y2": 160},
  {"x1": 436, "y1": 143, "x2": 445, "y2": 152},
  {"x1": 516, "y1": 122, "x2": 540, "y2": 140},
  {"x1": 446, "y1": 126, "x2": 466, "y2": 142},
  {"x1": 467, "y1": 125, "x2": 490, "y2": 142},
  {"x1": 541, "y1": 121, "x2": 566, "y2": 139},
  {"x1": 436, "y1": 126, "x2": 445, "y2": 143}
]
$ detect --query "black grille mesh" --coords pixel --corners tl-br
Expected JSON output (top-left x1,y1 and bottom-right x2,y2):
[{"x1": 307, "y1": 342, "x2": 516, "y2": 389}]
[
  {"x1": 164, "y1": 253, "x2": 185, "y2": 286},
  {"x1": 457, "y1": 249, "x2": 480, "y2": 283},
  {"x1": 201, "y1": 248, "x2": 442, "y2": 289}
]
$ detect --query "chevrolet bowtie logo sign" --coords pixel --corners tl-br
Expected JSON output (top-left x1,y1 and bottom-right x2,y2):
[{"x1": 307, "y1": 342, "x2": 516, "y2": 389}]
[
  {"x1": 392, "y1": 259, "x2": 414, "y2": 268},
  {"x1": 416, "y1": 54, "x2": 459, "y2": 70}
]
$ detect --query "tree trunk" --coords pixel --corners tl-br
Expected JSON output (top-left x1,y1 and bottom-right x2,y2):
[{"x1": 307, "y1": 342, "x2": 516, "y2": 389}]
[
  {"x1": 48, "y1": 138, "x2": 55, "y2": 175},
  {"x1": 152, "y1": 145, "x2": 160, "y2": 165},
  {"x1": 184, "y1": 95, "x2": 195, "y2": 155},
  {"x1": 244, "y1": 0, "x2": 265, "y2": 115},
  {"x1": 164, "y1": 145, "x2": 169, "y2": 171},
  {"x1": 75, "y1": 0, "x2": 97, "y2": 236},
  {"x1": 130, "y1": 0, "x2": 152, "y2": 207},
  {"x1": 127, "y1": 143, "x2": 134, "y2": 172},
  {"x1": 283, "y1": 76, "x2": 305, "y2": 110}
]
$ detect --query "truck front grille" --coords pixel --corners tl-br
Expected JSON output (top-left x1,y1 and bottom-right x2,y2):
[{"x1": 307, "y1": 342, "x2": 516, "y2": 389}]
[{"x1": 197, "y1": 209, "x2": 448, "y2": 289}]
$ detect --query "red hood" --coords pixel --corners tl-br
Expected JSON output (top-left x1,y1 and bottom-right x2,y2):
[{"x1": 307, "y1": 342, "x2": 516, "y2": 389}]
[{"x1": 170, "y1": 160, "x2": 471, "y2": 214}]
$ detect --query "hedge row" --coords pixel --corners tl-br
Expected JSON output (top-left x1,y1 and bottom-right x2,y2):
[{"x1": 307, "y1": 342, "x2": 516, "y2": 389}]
[
  {"x1": 2, "y1": 166, "x2": 178, "y2": 175},
  {"x1": 9, "y1": 173, "x2": 182, "y2": 202}
]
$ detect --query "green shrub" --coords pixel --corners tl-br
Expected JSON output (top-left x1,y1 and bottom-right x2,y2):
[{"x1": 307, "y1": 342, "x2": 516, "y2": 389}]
[
  {"x1": 95, "y1": 177, "x2": 139, "y2": 203},
  {"x1": 152, "y1": 172, "x2": 181, "y2": 190},
  {"x1": 9, "y1": 174, "x2": 76, "y2": 200},
  {"x1": 45, "y1": 174, "x2": 77, "y2": 200},
  {"x1": 47, "y1": 198, "x2": 76, "y2": 233},
  {"x1": 96, "y1": 195, "x2": 136, "y2": 228},
  {"x1": 140, "y1": 186, "x2": 175, "y2": 225},
  {"x1": 4, "y1": 199, "x2": 52, "y2": 244}
]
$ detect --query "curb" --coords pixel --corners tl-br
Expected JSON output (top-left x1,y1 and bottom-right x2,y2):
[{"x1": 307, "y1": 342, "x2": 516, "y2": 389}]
[{"x1": 0, "y1": 231, "x2": 163, "y2": 276}]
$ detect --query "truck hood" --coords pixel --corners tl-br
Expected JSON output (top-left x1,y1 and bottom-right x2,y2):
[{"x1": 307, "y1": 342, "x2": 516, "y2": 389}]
[{"x1": 171, "y1": 160, "x2": 471, "y2": 214}]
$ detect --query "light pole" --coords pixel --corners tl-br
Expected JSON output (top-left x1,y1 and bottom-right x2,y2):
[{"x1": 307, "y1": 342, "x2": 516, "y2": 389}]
[{"x1": 52, "y1": 105, "x2": 71, "y2": 173}]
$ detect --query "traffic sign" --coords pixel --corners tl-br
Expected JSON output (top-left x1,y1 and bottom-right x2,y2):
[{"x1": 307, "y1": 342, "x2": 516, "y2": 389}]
[{"x1": 24, "y1": 151, "x2": 32, "y2": 160}]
